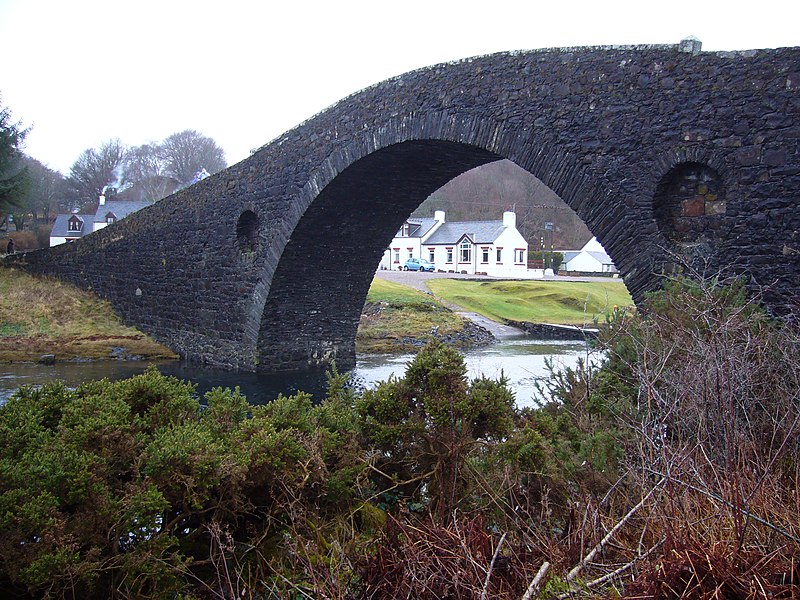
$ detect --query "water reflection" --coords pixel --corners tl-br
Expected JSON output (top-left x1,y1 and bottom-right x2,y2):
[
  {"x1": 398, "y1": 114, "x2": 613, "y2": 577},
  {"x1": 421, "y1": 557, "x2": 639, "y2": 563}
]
[{"x1": 0, "y1": 337, "x2": 598, "y2": 409}]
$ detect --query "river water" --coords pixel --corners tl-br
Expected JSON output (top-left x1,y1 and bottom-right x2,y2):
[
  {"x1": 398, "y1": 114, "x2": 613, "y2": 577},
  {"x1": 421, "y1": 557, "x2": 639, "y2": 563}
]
[{"x1": 0, "y1": 336, "x2": 599, "y2": 409}]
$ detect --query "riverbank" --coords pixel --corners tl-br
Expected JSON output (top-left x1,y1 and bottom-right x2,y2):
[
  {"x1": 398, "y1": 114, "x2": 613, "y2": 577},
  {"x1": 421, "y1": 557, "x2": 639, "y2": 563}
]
[
  {"x1": 1, "y1": 265, "x2": 630, "y2": 363},
  {"x1": 357, "y1": 278, "x2": 493, "y2": 353},
  {"x1": 0, "y1": 265, "x2": 178, "y2": 363}
]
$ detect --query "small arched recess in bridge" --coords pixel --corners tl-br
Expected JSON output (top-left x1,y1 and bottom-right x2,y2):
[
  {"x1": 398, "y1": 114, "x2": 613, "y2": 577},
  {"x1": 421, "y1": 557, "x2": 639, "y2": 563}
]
[{"x1": 253, "y1": 120, "x2": 646, "y2": 373}]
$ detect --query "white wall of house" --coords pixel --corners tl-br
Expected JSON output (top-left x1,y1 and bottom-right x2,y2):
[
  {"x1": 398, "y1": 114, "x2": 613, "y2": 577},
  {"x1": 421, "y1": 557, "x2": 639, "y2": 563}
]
[
  {"x1": 379, "y1": 237, "x2": 423, "y2": 270},
  {"x1": 564, "y1": 252, "x2": 605, "y2": 272},
  {"x1": 562, "y1": 237, "x2": 618, "y2": 273},
  {"x1": 378, "y1": 211, "x2": 529, "y2": 276}
]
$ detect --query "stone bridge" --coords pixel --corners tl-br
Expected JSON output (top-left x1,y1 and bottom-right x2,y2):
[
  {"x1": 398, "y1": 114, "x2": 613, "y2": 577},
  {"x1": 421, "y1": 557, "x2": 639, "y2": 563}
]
[{"x1": 17, "y1": 41, "x2": 800, "y2": 372}]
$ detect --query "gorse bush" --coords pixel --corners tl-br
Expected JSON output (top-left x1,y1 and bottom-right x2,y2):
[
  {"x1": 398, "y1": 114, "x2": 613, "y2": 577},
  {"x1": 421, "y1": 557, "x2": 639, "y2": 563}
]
[{"x1": 0, "y1": 366, "x2": 365, "y2": 599}]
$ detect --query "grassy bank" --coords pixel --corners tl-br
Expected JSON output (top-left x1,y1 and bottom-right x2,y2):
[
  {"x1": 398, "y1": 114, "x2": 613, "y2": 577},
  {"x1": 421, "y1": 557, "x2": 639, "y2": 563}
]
[
  {"x1": 427, "y1": 278, "x2": 633, "y2": 325},
  {"x1": 358, "y1": 278, "x2": 477, "y2": 354},
  {"x1": 0, "y1": 266, "x2": 177, "y2": 362}
]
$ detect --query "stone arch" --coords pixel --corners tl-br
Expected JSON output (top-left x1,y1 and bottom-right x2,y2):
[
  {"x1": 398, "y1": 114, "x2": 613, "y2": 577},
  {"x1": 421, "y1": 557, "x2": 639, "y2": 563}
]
[
  {"x1": 253, "y1": 120, "x2": 616, "y2": 372},
  {"x1": 15, "y1": 45, "x2": 799, "y2": 371}
]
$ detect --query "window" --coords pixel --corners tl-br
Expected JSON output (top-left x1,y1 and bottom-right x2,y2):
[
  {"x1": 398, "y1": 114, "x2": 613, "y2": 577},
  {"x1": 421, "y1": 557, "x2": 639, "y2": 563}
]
[
  {"x1": 481, "y1": 247, "x2": 489, "y2": 263},
  {"x1": 399, "y1": 222, "x2": 410, "y2": 237},
  {"x1": 446, "y1": 248, "x2": 453, "y2": 263},
  {"x1": 407, "y1": 248, "x2": 413, "y2": 260},
  {"x1": 393, "y1": 248, "x2": 400, "y2": 263},
  {"x1": 68, "y1": 216, "x2": 82, "y2": 232},
  {"x1": 105, "y1": 212, "x2": 117, "y2": 225},
  {"x1": 515, "y1": 249, "x2": 525, "y2": 263},
  {"x1": 459, "y1": 240, "x2": 472, "y2": 263},
  {"x1": 428, "y1": 248, "x2": 435, "y2": 262},
  {"x1": 496, "y1": 248, "x2": 503, "y2": 262}
]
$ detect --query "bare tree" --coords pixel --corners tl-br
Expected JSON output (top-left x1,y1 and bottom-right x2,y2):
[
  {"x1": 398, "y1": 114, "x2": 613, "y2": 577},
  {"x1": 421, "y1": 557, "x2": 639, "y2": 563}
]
[
  {"x1": 67, "y1": 138, "x2": 126, "y2": 205},
  {"x1": 123, "y1": 143, "x2": 178, "y2": 201},
  {"x1": 161, "y1": 129, "x2": 226, "y2": 186}
]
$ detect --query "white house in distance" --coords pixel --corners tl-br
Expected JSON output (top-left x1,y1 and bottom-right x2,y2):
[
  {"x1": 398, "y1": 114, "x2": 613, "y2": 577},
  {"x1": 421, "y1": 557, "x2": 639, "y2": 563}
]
[
  {"x1": 562, "y1": 237, "x2": 618, "y2": 273},
  {"x1": 50, "y1": 195, "x2": 153, "y2": 246},
  {"x1": 379, "y1": 210, "x2": 529, "y2": 277}
]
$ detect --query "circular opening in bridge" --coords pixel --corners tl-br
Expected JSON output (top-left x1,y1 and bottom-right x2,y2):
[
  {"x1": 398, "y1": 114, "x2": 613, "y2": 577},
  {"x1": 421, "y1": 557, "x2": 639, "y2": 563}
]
[
  {"x1": 654, "y1": 162, "x2": 725, "y2": 247},
  {"x1": 236, "y1": 210, "x2": 260, "y2": 254}
]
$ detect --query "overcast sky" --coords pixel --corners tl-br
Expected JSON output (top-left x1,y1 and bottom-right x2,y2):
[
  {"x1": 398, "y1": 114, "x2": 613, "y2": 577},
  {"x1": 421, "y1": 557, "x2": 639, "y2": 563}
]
[{"x1": 1, "y1": 0, "x2": 797, "y2": 175}]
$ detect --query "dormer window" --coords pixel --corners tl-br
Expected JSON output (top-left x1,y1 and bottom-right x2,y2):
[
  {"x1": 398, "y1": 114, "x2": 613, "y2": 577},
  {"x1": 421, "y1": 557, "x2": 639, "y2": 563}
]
[
  {"x1": 105, "y1": 212, "x2": 117, "y2": 225},
  {"x1": 68, "y1": 215, "x2": 83, "y2": 232},
  {"x1": 398, "y1": 222, "x2": 410, "y2": 237}
]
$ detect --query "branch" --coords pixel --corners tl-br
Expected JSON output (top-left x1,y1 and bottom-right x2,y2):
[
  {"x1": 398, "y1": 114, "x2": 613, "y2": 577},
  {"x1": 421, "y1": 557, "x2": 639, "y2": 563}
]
[
  {"x1": 521, "y1": 561, "x2": 551, "y2": 600},
  {"x1": 566, "y1": 477, "x2": 664, "y2": 582},
  {"x1": 480, "y1": 531, "x2": 506, "y2": 600},
  {"x1": 644, "y1": 467, "x2": 800, "y2": 543}
]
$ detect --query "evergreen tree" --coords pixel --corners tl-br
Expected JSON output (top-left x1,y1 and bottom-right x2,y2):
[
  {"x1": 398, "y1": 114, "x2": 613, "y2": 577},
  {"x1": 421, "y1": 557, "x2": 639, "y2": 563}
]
[{"x1": 0, "y1": 98, "x2": 29, "y2": 218}]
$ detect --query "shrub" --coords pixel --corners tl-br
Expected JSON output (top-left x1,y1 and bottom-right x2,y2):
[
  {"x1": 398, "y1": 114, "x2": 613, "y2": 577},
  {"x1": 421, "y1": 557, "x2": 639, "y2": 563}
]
[
  {"x1": 0, "y1": 366, "x2": 365, "y2": 599},
  {"x1": 356, "y1": 340, "x2": 516, "y2": 520}
]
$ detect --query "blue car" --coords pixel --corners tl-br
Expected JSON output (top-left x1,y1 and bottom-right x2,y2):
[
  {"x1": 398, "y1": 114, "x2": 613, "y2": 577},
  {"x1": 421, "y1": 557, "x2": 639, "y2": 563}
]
[{"x1": 402, "y1": 258, "x2": 435, "y2": 272}]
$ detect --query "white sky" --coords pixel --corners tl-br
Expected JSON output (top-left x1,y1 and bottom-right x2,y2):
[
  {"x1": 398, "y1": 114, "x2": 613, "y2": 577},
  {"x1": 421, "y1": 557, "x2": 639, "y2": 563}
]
[{"x1": 0, "y1": 0, "x2": 797, "y2": 175}]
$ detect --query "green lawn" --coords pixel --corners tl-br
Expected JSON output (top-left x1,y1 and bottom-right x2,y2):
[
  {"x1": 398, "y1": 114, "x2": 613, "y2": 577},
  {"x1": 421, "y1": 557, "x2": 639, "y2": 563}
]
[
  {"x1": 366, "y1": 277, "x2": 438, "y2": 306},
  {"x1": 358, "y1": 278, "x2": 470, "y2": 354},
  {"x1": 426, "y1": 278, "x2": 633, "y2": 326}
]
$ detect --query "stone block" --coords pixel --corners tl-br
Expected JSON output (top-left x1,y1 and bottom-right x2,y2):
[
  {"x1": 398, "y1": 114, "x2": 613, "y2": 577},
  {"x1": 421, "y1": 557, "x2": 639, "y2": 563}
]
[{"x1": 682, "y1": 196, "x2": 706, "y2": 217}]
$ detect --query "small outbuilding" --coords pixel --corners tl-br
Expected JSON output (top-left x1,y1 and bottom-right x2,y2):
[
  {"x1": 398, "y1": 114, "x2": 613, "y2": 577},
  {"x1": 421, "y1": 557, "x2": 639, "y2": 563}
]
[{"x1": 562, "y1": 237, "x2": 617, "y2": 273}]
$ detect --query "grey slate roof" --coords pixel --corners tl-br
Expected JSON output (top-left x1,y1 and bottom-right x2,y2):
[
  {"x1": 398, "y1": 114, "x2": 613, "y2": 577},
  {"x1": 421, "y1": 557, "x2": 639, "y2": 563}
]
[
  {"x1": 50, "y1": 214, "x2": 90, "y2": 239},
  {"x1": 424, "y1": 220, "x2": 507, "y2": 245},
  {"x1": 584, "y1": 251, "x2": 615, "y2": 265},
  {"x1": 93, "y1": 200, "x2": 154, "y2": 224},
  {"x1": 51, "y1": 200, "x2": 154, "y2": 241},
  {"x1": 405, "y1": 217, "x2": 438, "y2": 238}
]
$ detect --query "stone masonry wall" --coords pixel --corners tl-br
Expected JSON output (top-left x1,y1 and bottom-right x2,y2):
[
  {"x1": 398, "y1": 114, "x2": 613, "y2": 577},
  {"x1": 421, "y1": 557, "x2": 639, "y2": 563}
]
[{"x1": 15, "y1": 43, "x2": 800, "y2": 372}]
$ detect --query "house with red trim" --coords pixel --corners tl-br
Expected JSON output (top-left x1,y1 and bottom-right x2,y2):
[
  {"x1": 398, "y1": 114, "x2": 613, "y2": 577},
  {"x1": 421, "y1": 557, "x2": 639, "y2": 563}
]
[{"x1": 379, "y1": 210, "x2": 529, "y2": 276}]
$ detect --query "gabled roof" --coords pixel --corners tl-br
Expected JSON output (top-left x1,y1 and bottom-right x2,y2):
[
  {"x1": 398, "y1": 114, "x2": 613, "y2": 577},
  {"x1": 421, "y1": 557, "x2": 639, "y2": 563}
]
[
  {"x1": 92, "y1": 200, "x2": 154, "y2": 224},
  {"x1": 424, "y1": 220, "x2": 507, "y2": 245},
  {"x1": 50, "y1": 214, "x2": 90, "y2": 239},
  {"x1": 404, "y1": 217, "x2": 439, "y2": 238}
]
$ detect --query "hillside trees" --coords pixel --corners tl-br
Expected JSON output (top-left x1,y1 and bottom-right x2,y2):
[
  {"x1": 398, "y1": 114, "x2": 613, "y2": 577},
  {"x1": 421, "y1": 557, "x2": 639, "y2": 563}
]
[
  {"x1": 13, "y1": 158, "x2": 67, "y2": 229},
  {"x1": 417, "y1": 160, "x2": 592, "y2": 250}
]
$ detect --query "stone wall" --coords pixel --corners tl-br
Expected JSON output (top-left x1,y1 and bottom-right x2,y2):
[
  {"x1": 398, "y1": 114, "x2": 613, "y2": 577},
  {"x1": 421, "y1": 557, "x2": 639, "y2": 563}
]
[{"x1": 15, "y1": 42, "x2": 800, "y2": 372}]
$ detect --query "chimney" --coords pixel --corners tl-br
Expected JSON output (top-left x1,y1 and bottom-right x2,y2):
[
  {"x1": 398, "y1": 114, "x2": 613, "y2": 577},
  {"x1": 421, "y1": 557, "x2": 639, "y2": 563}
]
[
  {"x1": 434, "y1": 210, "x2": 445, "y2": 223},
  {"x1": 503, "y1": 211, "x2": 516, "y2": 228},
  {"x1": 99, "y1": 194, "x2": 105, "y2": 206}
]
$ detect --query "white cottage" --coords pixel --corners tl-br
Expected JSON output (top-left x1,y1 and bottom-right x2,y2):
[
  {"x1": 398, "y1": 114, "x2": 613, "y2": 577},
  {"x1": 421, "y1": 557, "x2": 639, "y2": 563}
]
[
  {"x1": 50, "y1": 195, "x2": 154, "y2": 247},
  {"x1": 562, "y1": 237, "x2": 618, "y2": 273},
  {"x1": 379, "y1": 211, "x2": 529, "y2": 277}
]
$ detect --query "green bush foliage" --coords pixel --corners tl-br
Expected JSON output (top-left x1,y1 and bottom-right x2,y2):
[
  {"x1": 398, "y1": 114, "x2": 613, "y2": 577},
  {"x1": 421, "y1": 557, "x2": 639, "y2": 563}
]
[
  {"x1": 0, "y1": 366, "x2": 364, "y2": 598},
  {"x1": 3, "y1": 278, "x2": 797, "y2": 599}
]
